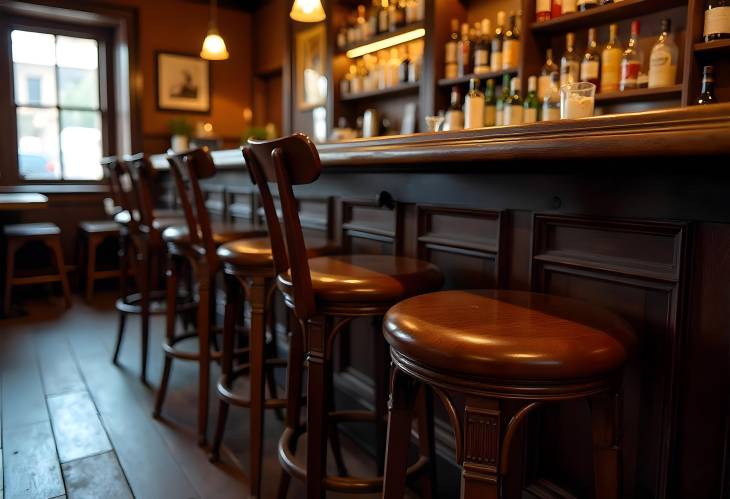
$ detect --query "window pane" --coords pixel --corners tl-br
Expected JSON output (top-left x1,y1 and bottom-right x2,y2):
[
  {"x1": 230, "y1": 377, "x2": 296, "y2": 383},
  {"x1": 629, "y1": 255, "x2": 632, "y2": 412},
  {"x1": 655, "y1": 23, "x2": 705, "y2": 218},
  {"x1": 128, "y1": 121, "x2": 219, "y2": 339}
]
[
  {"x1": 16, "y1": 107, "x2": 61, "y2": 180},
  {"x1": 12, "y1": 31, "x2": 56, "y2": 106},
  {"x1": 57, "y1": 36, "x2": 99, "y2": 109},
  {"x1": 60, "y1": 110, "x2": 103, "y2": 180}
]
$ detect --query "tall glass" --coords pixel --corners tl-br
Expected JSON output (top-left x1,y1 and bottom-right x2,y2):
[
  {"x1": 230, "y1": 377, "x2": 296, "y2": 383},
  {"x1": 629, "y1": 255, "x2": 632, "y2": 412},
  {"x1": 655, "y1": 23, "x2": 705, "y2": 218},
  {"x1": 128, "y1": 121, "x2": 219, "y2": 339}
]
[{"x1": 560, "y1": 82, "x2": 596, "y2": 119}]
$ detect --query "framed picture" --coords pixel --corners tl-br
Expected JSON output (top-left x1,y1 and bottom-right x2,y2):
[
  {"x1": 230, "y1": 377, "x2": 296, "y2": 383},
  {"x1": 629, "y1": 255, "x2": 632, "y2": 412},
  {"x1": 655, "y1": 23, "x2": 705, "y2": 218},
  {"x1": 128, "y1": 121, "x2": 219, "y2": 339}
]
[
  {"x1": 156, "y1": 52, "x2": 211, "y2": 113},
  {"x1": 295, "y1": 24, "x2": 327, "y2": 110}
]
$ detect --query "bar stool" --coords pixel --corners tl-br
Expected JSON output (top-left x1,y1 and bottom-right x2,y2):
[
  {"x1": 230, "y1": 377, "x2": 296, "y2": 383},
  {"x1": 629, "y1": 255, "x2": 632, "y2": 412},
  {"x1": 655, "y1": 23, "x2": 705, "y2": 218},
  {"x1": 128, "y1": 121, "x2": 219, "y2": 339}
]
[
  {"x1": 77, "y1": 220, "x2": 120, "y2": 301},
  {"x1": 153, "y1": 149, "x2": 266, "y2": 446},
  {"x1": 381, "y1": 290, "x2": 636, "y2": 499},
  {"x1": 245, "y1": 134, "x2": 443, "y2": 498},
  {"x1": 3, "y1": 222, "x2": 72, "y2": 315}
]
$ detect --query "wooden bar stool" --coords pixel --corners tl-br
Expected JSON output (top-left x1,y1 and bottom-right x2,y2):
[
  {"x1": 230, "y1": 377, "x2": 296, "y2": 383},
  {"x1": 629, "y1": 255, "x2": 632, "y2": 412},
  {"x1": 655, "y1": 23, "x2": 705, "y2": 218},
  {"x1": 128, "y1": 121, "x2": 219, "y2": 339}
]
[
  {"x1": 77, "y1": 220, "x2": 120, "y2": 301},
  {"x1": 381, "y1": 290, "x2": 636, "y2": 499},
  {"x1": 3, "y1": 222, "x2": 72, "y2": 315},
  {"x1": 245, "y1": 134, "x2": 444, "y2": 498},
  {"x1": 153, "y1": 148, "x2": 266, "y2": 446}
]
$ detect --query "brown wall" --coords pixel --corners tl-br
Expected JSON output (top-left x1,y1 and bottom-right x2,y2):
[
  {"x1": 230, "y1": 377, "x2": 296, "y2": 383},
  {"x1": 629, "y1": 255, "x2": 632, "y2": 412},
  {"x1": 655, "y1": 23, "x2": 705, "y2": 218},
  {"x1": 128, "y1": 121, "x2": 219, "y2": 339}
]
[{"x1": 251, "y1": 0, "x2": 285, "y2": 135}]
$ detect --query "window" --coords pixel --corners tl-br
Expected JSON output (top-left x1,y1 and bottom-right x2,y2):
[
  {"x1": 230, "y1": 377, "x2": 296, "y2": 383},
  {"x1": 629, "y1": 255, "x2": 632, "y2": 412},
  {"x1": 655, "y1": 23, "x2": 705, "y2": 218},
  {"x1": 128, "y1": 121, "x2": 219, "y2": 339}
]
[{"x1": 11, "y1": 29, "x2": 105, "y2": 181}]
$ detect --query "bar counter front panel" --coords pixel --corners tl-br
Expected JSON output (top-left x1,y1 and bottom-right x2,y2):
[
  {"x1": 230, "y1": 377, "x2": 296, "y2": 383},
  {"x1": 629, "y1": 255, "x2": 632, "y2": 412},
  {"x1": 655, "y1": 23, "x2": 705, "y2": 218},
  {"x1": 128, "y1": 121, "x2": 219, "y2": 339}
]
[{"x1": 154, "y1": 105, "x2": 730, "y2": 499}]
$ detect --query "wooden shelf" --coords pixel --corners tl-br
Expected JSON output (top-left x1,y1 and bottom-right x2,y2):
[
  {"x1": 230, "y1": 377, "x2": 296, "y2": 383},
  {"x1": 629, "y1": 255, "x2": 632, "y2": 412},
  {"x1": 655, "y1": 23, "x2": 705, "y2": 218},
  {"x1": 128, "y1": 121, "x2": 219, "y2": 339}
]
[
  {"x1": 694, "y1": 39, "x2": 730, "y2": 55},
  {"x1": 337, "y1": 22, "x2": 425, "y2": 57},
  {"x1": 438, "y1": 68, "x2": 518, "y2": 88},
  {"x1": 531, "y1": 0, "x2": 686, "y2": 34},
  {"x1": 595, "y1": 84, "x2": 682, "y2": 105},
  {"x1": 340, "y1": 82, "x2": 420, "y2": 102}
]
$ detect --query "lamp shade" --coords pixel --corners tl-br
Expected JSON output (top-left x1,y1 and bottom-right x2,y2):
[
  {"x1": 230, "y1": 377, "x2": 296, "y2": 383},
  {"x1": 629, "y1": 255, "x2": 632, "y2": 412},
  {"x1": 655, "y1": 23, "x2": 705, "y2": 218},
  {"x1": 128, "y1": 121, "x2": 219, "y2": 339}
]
[
  {"x1": 200, "y1": 28, "x2": 229, "y2": 60},
  {"x1": 289, "y1": 0, "x2": 326, "y2": 22}
]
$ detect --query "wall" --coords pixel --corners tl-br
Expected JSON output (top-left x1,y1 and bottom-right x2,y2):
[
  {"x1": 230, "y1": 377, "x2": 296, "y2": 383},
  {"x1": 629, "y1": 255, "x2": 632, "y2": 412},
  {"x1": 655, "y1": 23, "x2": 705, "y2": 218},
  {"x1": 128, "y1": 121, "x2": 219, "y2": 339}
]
[{"x1": 251, "y1": 0, "x2": 285, "y2": 135}]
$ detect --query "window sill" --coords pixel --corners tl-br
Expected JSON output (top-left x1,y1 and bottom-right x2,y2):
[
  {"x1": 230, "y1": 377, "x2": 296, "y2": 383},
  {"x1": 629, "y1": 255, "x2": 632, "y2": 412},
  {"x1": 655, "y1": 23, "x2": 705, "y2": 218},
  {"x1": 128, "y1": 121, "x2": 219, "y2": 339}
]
[{"x1": 0, "y1": 184, "x2": 109, "y2": 194}]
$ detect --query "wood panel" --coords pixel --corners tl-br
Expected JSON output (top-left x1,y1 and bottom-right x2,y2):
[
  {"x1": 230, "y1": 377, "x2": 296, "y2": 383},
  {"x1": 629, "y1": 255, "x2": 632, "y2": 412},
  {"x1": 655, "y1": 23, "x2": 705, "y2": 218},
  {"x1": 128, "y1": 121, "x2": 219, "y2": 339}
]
[
  {"x1": 62, "y1": 452, "x2": 133, "y2": 499},
  {"x1": 47, "y1": 391, "x2": 113, "y2": 464},
  {"x1": 3, "y1": 421, "x2": 65, "y2": 499},
  {"x1": 531, "y1": 213, "x2": 690, "y2": 499}
]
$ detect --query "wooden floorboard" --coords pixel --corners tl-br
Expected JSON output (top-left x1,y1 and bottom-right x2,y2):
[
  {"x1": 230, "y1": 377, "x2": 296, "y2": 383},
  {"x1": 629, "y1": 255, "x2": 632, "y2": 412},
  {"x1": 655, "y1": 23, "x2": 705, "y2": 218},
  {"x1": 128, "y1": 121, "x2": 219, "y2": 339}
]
[
  {"x1": 35, "y1": 334, "x2": 85, "y2": 397},
  {"x1": 61, "y1": 451, "x2": 133, "y2": 499},
  {"x1": 2, "y1": 421, "x2": 64, "y2": 499},
  {"x1": 47, "y1": 391, "x2": 112, "y2": 464},
  {"x1": 1, "y1": 334, "x2": 48, "y2": 430}
]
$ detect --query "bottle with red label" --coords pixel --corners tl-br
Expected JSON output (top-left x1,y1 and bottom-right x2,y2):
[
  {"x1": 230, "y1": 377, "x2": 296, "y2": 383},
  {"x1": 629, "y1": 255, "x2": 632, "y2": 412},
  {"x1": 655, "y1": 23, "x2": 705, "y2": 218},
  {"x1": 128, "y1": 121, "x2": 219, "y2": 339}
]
[
  {"x1": 536, "y1": 0, "x2": 551, "y2": 21},
  {"x1": 620, "y1": 20, "x2": 642, "y2": 91}
]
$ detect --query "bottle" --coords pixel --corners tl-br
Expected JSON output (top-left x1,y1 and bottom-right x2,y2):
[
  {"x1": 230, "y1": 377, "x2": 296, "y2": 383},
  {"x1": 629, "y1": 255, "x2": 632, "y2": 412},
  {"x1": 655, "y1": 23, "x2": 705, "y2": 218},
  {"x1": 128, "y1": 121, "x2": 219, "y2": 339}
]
[
  {"x1": 539, "y1": 49, "x2": 559, "y2": 100},
  {"x1": 368, "y1": 0, "x2": 379, "y2": 37},
  {"x1": 443, "y1": 86, "x2": 464, "y2": 131},
  {"x1": 397, "y1": 0, "x2": 407, "y2": 27},
  {"x1": 561, "y1": 32, "x2": 580, "y2": 87},
  {"x1": 491, "y1": 11, "x2": 506, "y2": 71},
  {"x1": 503, "y1": 12, "x2": 520, "y2": 70},
  {"x1": 536, "y1": 0, "x2": 551, "y2": 22},
  {"x1": 563, "y1": 0, "x2": 577, "y2": 14},
  {"x1": 524, "y1": 76, "x2": 540, "y2": 123},
  {"x1": 473, "y1": 19, "x2": 491, "y2": 73},
  {"x1": 457, "y1": 22, "x2": 472, "y2": 77},
  {"x1": 648, "y1": 18, "x2": 678, "y2": 88},
  {"x1": 388, "y1": 0, "x2": 398, "y2": 31},
  {"x1": 577, "y1": 0, "x2": 598, "y2": 11},
  {"x1": 445, "y1": 19, "x2": 459, "y2": 79},
  {"x1": 697, "y1": 65, "x2": 717, "y2": 104},
  {"x1": 386, "y1": 48, "x2": 401, "y2": 87},
  {"x1": 378, "y1": 0, "x2": 389, "y2": 33},
  {"x1": 484, "y1": 78, "x2": 497, "y2": 126},
  {"x1": 542, "y1": 71, "x2": 562, "y2": 121},
  {"x1": 503, "y1": 76, "x2": 523, "y2": 126},
  {"x1": 581, "y1": 28, "x2": 600, "y2": 87},
  {"x1": 704, "y1": 0, "x2": 730, "y2": 42},
  {"x1": 357, "y1": 5, "x2": 369, "y2": 40},
  {"x1": 620, "y1": 20, "x2": 642, "y2": 91},
  {"x1": 553, "y1": 0, "x2": 563, "y2": 18},
  {"x1": 496, "y1": 73, "x2": 510, "y2": 126},
  {"x1": 601, "y1": 24, "x2": 622, "y2": 93},
  {"x1": 408, "y1": 43, "x2": 422, "y2": 82},
  {"x1": 399, "y1": 46, "x2": 410, "y2": 83},
  {"x1": 464, "y1": 78, "x2": 485, "y2": 129}
]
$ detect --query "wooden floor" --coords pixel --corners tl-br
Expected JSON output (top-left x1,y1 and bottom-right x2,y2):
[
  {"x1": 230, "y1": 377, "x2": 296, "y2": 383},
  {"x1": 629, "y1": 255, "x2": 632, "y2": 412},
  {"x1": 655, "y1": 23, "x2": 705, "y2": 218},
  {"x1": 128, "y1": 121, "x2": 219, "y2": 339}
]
[{"x1": 0, "y1": 291, "x2": 389, "y2": 499}]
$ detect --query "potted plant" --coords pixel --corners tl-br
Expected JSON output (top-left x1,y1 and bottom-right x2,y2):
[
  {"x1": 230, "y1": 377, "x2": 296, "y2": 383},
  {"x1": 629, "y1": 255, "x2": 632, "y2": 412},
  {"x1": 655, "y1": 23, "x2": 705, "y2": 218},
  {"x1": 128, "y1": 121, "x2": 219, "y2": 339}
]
[{"x1": 168, "y1": 118, "x2": 193, "y2": 152}]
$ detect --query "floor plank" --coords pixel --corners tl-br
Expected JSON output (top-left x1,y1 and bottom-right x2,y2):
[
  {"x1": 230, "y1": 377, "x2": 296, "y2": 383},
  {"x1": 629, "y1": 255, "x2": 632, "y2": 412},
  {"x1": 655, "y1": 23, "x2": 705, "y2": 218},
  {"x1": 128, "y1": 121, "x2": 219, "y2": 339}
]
[
  {"x1": 47, "y1": 391, "x2": 112, "y2": 463},
  {"x1": 1, "y1": 334, "x2": 48, "y2": 430},
  {"x1": 2, "y1": 421, "x2": 64, "y2": 499},
  {"x1": 35, "y1": 334, "x2": 85, "y2": 397},
  {"x1": 62, "y1": 451, "x2": 133, "y2": 499}
]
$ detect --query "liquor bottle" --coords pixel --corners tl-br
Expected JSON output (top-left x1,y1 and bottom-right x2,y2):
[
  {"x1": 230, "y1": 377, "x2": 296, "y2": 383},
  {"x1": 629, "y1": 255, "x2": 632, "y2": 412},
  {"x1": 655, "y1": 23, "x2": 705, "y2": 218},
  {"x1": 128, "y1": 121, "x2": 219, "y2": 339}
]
[
  {"x1": 503, "y1": 76, "x2": 523, "y2": 126},
  {"x1": 697, "y1": 65, "x2": 717, "y2": 104},
  {"x1": 563, "y1": 0, "x2": 577, "y2": 14},
  {"x1": 445, "y1": 19, "x2": 459, "y2": 79},
  {"x1": 388, "y1": 0, "x2": 398, "y2": 31},
  {"x1": 704, "y1": 0, "x2": 730, "y2": 42},
  {"x1": 539, "y1": 49, "x2": 559, "y2": 100},
  {"x1": 560, "y1": 32, "x2": 580, "y2": 87},
  {"x1": 553, "y1": 0, "x2": 563, "y2": 18},
  {"x1": 473, "y1": 21, "x2": 491, "y2": 74},
  {"x1": 491, "y1": 11, "x2": 506, "y2": 72},
  {"x1": 601, "y1": 24, "x2": 622, "y2": 93},
  {"x1": 503, "y1": 12, "x2": 520, "y2": 70},
  {"x1": 399, "y1": 46, "x2": 410, "y2": 83},
  {"x1": 457, "y1": 22, "x2": 472, "y2": 77},
  {"x1": 542, "y1": 71, "x2": 562, "y2": 121},
  {"x1": 496, "y1": 73, "x2": 510, "y2": 126},
  {"x1": 581, "y1": 28, "x2": 600, "y2": 87},
  {"x1": 387, "y1": 48, "x2": 401, "y2": 87},
  {"x1": 465, "y1": 78, "x2": 485, "y2": 129},
  {"x1": 378, "y1": 0, "x2": 389, "y2": 33},
  {"x1": 397, "y1": 0, "x2": 407, "y2": 27},
  {"x1": 408, "y1": 42, "x2": 422, "y2": 82},
  {"x1": 368, "y1": 0, "x2": 379, "y2": 37},
  {"x1": 536, "y1": 0, "x2": 551, "y2": 22},
  {"x1": 620, "y1": 20, "x2": 641, "y2": 91},
  {"x1": 484, "y1": 78, "x2": 497, "y2": 126},
  {"x1": 648, "y1": 18, "x2": 678, "y2": 88},
  {"x1": 443, "y1": 86, "x2": 464, "y2": 131},
  {"x1": 357, "y1": 5, "x2": 369, "y2": 40},
  {"x1": 577, "y1": 0, "x2": 598, "y2": 11},
  {"x1": 524, "y1": 76, "x2": 540, "y2": 123}
]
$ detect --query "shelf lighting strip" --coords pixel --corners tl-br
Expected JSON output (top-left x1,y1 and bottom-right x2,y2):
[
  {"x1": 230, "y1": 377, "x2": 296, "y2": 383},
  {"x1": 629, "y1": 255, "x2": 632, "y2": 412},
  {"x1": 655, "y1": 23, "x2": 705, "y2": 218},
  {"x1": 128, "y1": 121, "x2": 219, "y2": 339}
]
[{"x1": 346, "y1": 28, "x2": 426, "y2": 58}]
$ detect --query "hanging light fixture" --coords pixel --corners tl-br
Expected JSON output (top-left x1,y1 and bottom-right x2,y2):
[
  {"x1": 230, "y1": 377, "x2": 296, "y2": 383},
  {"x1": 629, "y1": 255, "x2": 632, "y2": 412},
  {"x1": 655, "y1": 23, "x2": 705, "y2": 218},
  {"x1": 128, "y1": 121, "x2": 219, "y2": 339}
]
[
  {"x1": 201, "y1": 0, "x2": 229, "y2": 60},
  {"x1": 289, "y1": 0, "x2": 326, "y2": 22}
]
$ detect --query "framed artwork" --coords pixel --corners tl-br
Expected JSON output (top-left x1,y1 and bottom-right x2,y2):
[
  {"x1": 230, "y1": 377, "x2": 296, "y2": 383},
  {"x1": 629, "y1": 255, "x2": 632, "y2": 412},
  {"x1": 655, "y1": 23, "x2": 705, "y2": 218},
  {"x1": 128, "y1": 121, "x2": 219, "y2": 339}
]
[
  {"x1": 295, "y1": 24, "x2": 327, "y2": 110},
  {"x1": 156, "y1": 52, "x2": 211, "y2": 113}
]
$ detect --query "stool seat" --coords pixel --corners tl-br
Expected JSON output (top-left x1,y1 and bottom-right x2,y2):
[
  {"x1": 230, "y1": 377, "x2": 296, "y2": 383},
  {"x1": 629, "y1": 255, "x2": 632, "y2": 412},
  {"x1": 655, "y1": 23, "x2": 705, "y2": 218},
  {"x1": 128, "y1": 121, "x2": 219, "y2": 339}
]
[
  {"x1": 217, "y1": 234, "x2": 340, "y2": 268},
  {"x1": 113, "y1": 209, "x2": 183, "y2": 229},
  {"x1": 79, "y1": 220, "x2": 120, "y2": 234},
  {"x1": 161, "y1": 221, "x2": 263, "y2": 246},
  {"x1": 4, "y1": 222, "x2": 61, "y2": 237},
  {"x1": 384, "y1": 289, "x2": 634, "y2": 381},
  {"x1": 278, "y1": 255, "x2": 443, "y2": 305}
]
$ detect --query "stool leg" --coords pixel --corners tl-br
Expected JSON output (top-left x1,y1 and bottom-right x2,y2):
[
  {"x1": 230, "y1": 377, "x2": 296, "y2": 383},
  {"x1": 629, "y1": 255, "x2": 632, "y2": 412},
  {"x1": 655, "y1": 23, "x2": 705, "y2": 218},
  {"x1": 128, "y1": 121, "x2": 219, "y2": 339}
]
[
  {"x1": 196, "y1": 266, "x2": 212, "y2": 446},
  {"x1": 112, "y1": 311, "x2": 127, "y2": 364},
  {"x1": 305, "y1": 314, "x2": 330, "y2": 499},
  {"x1": 373, "y1": 317, "x2": 389, "y2": 475},
  {"x1": 248, "y1": 275, "x2": 267, "y2": 498},
  {"x1": 4, "y1": 240, "x2": 18, "y2": 316},
  {"x1": 461, "y1": 397, "x2": 502, "y2": 499},
  {"x1": 139, "y1": 242, "x2": 152, "y2": 384},
  {"x1": 416, "y1": 384, "x2": 437, "y2": 499},
  {"x1": 591, "y1": 391, "x2": 623, "y2": 499},
  {"x1": 327, "y1": 355, "x2": 348, "y2": 477},
  {"x1": 383, "y1": 366, "x2": 419, "y2": 499},
  {"x1": 154, "y1": 253, "x2": 178, "y2": 419},
  {"x1": 49, "y1": 237, "x2": 72, "y2": 308},
  {"x1": 85, "y1": 235, "x2": 99, "y2": 302},
  {"x1": 112, "y1": 232, "x2": 129, "y2": 365}
]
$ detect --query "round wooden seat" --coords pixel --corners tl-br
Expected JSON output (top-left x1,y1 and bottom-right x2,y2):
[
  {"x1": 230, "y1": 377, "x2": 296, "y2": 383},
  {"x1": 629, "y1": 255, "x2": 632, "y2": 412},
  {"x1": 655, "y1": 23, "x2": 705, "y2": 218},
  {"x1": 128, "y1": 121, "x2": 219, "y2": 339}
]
[
  {"x1": 79, "y1": 220, "x2": 120, "y2": 235},
  {"x1": 278, "y1": 255, "x2": 443, "y2": 306},
  {"x1": 161, "y1": 221, "x2": 263, "y2": 246},
  {"x1": 216, "y1": 234, "x2": 340, "y2": 268},
  {"x1": 4, "y1": 222, "x2": 60, "y2": 238},
  {"x1": 113, "y1": 209, "x2": 182, "y2": 229},
  {"x1": 384, "y1": 290, "x2": 633, "y2": 382}
]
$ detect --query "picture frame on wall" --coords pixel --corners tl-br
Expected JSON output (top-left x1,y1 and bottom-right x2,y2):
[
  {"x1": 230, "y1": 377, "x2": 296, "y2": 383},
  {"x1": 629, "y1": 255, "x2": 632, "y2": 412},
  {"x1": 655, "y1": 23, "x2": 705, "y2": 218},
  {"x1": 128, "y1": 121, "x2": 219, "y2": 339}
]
[
  {"x1": 156, "y1": 52, "x2": 211, "y2": 113},
  {"x1": 295, "y1": 24, "x2": 327, "y2": 111}
]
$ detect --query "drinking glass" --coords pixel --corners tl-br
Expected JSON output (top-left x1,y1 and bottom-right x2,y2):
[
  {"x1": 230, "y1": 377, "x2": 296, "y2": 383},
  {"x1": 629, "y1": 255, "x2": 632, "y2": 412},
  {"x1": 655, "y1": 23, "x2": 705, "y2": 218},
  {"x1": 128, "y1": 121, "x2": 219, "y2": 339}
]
[
  {"x1": 425, "y1": 115, "x2": 445, "y2": 132},
  {"x1": 560, "y1": 82, "x2": 596, "y2": 119}
]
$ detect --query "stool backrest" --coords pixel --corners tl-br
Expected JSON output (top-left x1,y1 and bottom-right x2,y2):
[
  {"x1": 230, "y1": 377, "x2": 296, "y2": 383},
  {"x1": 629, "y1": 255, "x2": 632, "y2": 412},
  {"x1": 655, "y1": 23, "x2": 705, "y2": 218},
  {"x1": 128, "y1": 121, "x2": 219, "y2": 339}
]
[
  {"x1": 100, "y1": 156, "x2": 125, "y2": 211},
  {"x1": 167, "y1": 149, "x2": 217, "y2": 264},
  {"x1": 123, "y1": 154, "x2": 158, "y2": 229},
  {"x1": 245, "y1": 133, "x2": 321, "y2": 319}
]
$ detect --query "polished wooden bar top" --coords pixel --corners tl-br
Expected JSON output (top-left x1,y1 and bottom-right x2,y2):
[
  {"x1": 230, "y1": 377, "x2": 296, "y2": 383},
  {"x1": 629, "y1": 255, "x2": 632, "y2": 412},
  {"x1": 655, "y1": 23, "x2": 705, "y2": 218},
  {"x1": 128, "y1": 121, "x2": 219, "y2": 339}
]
[{"x1": 150, "y1": 104, "x2": 730, "y2": 171}]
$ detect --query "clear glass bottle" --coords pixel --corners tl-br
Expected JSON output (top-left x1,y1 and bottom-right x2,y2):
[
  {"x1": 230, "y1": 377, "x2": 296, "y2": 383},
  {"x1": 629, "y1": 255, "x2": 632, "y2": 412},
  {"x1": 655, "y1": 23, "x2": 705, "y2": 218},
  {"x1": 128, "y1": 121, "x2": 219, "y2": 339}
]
[
  {"x1": 539, "y1": 48, "x2": 559, "y2": 100},
  {"x1": 560, "y1": 32, "x2": 580, "y2": 87},
  {"x1": 464, "y1": 78, "x2": 485, "y2": 129},
  {"x1": 484, "y1": 78, "x2": 497, "y2": 126},
  {"x1": 491, "y1": 11, "x2": 506, "y2": 72},
  {"x1": 601, "y1": 23, "x2": 622, "y2": 93},
  {"x1": 523, "y1": 75, "x2": 540, "y2": 123},
  {"x1": 443, "y1": 86, "x2": 464, "y2": 131},
  {"x1": 399, "y1": 46, "x2": 410, "y2": 83},
  {"x1": 496, "y1": 73, "x2": 510, "y2": 126},
  {"x1": 697, "y1": 65, "x2": 717, "y2": 104},
  {"x1": 378, "y1": 0, "x2": 389, "y2": 33},
  {"x1": 503, "y1": 11, "x2": 521, "y2": 70},
  {"x1": 542, "y1": 71, "x2": 562, "y2": 121},
  {"x1": 473, "y1": 21, "x2": 490, "y2": 74},
  {"x1": 503, "y1": 76, "x2": 523, "y2": 126},
  {"x1": 536, "y1": 0, "x2": 551, "y2": 22},
  {"x1": 445, "y1": 19, "x2": 459, "y2": 79},
  {"x1": 648, "y1": 18, "x2": 678, "y2": 88},
  {"x1": 620, "y1": 20, "x2": 642, "y2": 91},
  {"x1": 704, "y1": 0, "x2": 730, "y2": 42},
  {"x1": 581, "y1": 28, "x2": 600, "y2": 87},
  {"x1": 457, "y1": 22, "x2": 472, "y2": 77}
]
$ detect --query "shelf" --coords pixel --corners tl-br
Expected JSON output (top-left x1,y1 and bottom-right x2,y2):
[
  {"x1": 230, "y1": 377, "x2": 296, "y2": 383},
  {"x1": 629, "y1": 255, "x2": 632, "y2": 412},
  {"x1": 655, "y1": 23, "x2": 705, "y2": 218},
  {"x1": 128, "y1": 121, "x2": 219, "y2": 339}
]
[
  {"x1": 340, "y1": 82, "x2": 420, "y2": 102},
  {"x1": 694, "y1": 39, "x2": 730, "y2": 55},
  {"x1": 337, "y1": 22, "x2": 425, "y2": 58},
  {"x1": 438, "y1": 68, "x2": 519, "y2": 88},
  {"x1": 594, "y1": 84, "x2": 682, "y2": 105},
  {"x1": 531, "y1": 0, "x2": 686, "y2": 34}
]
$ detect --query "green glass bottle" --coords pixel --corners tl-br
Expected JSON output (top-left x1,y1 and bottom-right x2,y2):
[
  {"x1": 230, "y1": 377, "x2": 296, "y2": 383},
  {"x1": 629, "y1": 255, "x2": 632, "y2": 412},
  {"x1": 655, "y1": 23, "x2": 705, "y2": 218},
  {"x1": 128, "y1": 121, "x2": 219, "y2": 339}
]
[
  {"x1": 484, "y1": 78, "x2": 497, "y2": 126},
  {"x1": 523, "y1": 75, "x2": 540, "y2": 123},
  {"x1": 496, "y1": 73, "x2": 510, "y2": 126}
]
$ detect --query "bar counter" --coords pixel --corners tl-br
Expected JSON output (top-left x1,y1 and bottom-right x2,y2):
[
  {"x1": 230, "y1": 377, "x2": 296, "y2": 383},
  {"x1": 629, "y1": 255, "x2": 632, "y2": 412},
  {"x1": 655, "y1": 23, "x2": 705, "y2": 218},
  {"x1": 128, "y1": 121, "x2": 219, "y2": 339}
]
[{"x1": 156, "y1": 104, "x2": 730, "y2": 499}]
